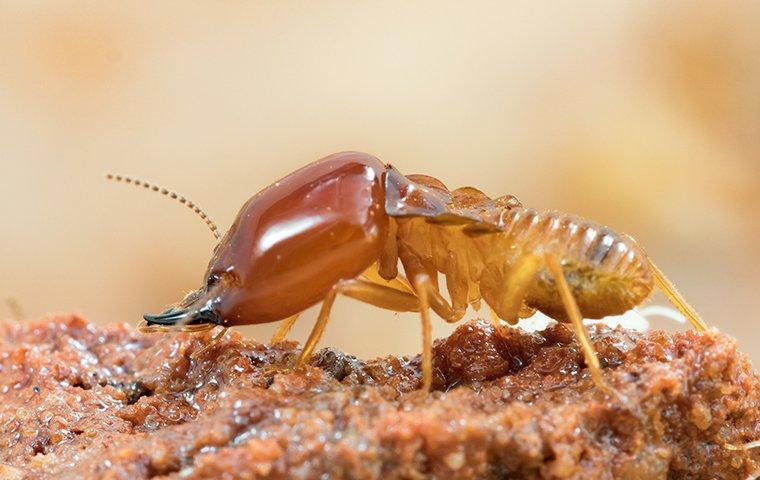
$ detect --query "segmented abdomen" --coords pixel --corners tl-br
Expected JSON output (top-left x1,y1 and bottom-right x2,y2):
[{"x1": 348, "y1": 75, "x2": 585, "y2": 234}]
[
  {"x1": 500, "y1": 208, "x2": 644, "y2": 276},
  {"x1": 395, "y1": 206, "x2": 654, "y2": 323},
  {"x1": 390, "y1": 169, "x2": 655, "y2": 322},
  {"x1": 492, "y1": 207, "x2": 654, "y2": 320}
]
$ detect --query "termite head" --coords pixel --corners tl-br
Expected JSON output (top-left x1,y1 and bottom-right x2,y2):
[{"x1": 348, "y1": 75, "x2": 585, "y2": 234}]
[
  {"x1": 143, "y1": 152, "x2": 389, "y2": 330},
  {"x1": 106, "y1": 172, "x2": 229, "y2": 331}
]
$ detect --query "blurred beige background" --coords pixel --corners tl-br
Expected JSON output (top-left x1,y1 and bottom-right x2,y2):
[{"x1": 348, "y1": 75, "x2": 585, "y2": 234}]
[{"x1": 1, "y1": 1, "x2": 758, "y2": 362}]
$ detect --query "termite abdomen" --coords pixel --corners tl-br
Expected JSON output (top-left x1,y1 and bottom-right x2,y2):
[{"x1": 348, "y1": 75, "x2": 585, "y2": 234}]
[{"x1": 500, "y1": 208, "x2": 653, "y2": 320}]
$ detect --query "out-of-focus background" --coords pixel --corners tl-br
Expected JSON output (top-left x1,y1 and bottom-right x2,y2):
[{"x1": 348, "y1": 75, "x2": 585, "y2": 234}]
[{"x1": 1, "y1": 1, "x2": 758, "y2": 362}]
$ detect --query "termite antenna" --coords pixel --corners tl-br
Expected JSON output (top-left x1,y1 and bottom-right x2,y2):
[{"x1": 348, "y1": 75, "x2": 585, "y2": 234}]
[{"x1": 105, "y1": 173, "x2": 221, "y2": 241}]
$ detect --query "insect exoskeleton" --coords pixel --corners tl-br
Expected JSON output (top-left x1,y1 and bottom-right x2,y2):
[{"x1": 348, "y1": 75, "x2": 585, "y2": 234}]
[
  {"x1": 388, "y1": 171, "x2": 656, "y2": 325},
  {"x1": 108, "y1": 151, "x2": 707, "y2": 396}
]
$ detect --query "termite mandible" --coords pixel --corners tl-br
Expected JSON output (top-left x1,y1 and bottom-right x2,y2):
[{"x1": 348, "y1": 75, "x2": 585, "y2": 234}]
[{"x1": 108, "y1": 151, "x2": 708, "y2": 396}]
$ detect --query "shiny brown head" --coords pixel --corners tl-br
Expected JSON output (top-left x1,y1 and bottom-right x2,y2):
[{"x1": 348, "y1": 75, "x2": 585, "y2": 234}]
[{"x1": 144, "y1": 152, "x2": 389, "y2": 328}]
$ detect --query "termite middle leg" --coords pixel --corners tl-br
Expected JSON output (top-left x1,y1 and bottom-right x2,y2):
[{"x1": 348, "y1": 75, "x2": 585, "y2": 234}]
[
  {"x1": 399, "y1": 245, "x2": 466, "y2": 323},
  {"x1": 413, "y1": 275, "x2": 434, "y2": 393},
  {"x1": 544, "y1": 253, "x2": 611, "y2": 393},
  {"x1": 407, "y1": 272, "x2": 469, "y2": 393},
  {"x1": 295, "y1": 279, "x2": 420, "y2": 368}
]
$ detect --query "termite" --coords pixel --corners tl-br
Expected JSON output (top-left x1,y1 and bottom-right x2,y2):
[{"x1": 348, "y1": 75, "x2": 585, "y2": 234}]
[{"x1": 108, "y1": 151, "x2": 706, "y2": 396}]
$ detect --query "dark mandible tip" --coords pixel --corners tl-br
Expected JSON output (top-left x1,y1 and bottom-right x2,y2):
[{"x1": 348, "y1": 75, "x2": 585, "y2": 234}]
[{"x1": 143, "y1": 303, "x2": 220, "y2": 326}]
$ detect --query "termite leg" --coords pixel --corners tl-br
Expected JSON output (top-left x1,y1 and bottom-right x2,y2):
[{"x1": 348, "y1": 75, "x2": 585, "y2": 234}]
[
  {"x1": 270, "y1": 314, "x2": 300, "y2": 344},
  {"x1": 408, "y1": 273, "x2": 471, "y2": 393},
  {"x1": 544, "y1": 253, "x2": 611, "y2": 393},
  {"x1": 518, "y1": 304, "x2": 537, "y2": 319},
  {"x1": 190, "y1": 327, "x2": 229, "y2": 359},
  {"x1": 410, "y1": 275, "x2": 434, "y2": 392},
  {"x1": 725, "y1": 440, "x2": 760, "y2": 451},
  {"x1": 295, "y1": 279, "x2": 420, "y2": 368},
  {"x1": 296, "y1": 287, "x2": 339, "y2": 368},
  {"x1": 488, "y1": 307, "x2": 500, "y2": 326},
  {"x1": 416, "y1": 283, "x2": 464, "y2": 324},
  {"x1": 361, "y1": 262, "x2": 416, "y2": 294},
  {"x1": 649, "y1": 260, "x2": 708, "y2": 332},
  {"x1": 490, "y1": 254, "x2": 543, "y2": 325},
  {"x1": 361, "y1": 267, "x2": 441, "y2": 392},
  {"x1": 399, "y1": 245, "x2": 466, "y2": 323},
  {"x1": 444, "y1": 252, "x2": 470, "y2": 315},
  {"x1": 378, "y1": 218, "x2": 400, "y2": 280}
]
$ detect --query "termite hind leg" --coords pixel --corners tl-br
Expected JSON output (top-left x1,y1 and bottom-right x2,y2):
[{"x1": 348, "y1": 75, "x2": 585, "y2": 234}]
[
  {"x1": 544, "y1": 253, "x2": 611, "y2": 394},
  {"x1": 649, "y1": 259, "x2": 708, "y2": 332},
  {"x1": 544, "y1": 255, "x2": 647, "y2": 423},
  {"x1": 270, "y1": 314, "x2": 300, "y2": 344},
  {"x1": 295, "y1": 279, "x2": 420, "y2": 368}
]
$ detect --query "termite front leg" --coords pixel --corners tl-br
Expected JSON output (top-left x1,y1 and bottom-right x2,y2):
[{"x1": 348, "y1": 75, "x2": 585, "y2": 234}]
[
  {"x1": 296, "y1": 287, "x2": 340, "y2": 368},
  {"x1": 295, "y1": 279, "x2": 420, "y2": 368},
  {"x1": 544, "y1": 253, "x2": 611, "y2": 394}
]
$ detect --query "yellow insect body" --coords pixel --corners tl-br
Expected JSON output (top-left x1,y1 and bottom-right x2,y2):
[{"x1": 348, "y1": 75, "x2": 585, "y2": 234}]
[{"x1": 395, "y1": 207, "x2": 654, "y2": 325}]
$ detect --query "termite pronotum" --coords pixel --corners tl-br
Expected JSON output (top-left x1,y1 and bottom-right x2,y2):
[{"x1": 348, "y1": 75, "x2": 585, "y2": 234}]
[{"x1": 107, "y1": 152, "x2": 757, "y2": 454}]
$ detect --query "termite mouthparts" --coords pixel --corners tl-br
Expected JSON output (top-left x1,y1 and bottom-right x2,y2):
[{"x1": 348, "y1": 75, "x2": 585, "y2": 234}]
[{"x1": 143, "y1": 304, "x2": 219, "y2": 326}]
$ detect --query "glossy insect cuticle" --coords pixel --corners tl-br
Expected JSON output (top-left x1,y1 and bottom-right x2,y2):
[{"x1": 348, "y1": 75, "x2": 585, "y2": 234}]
[{"x1": 114, "y1": 152, "x2": 706, "y2": 400}]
